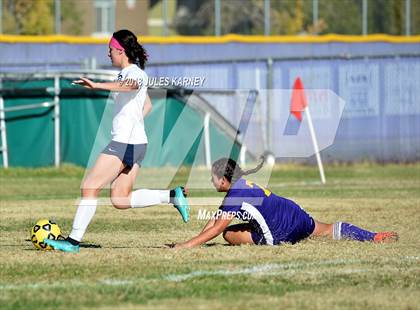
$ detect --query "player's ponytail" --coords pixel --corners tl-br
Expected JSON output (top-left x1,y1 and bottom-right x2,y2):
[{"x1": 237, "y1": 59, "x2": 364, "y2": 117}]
[
  {"x1": 212, "y1": 157, "x2": 265, "y2": 184},
  {"x1": 112, "y1": 29, "x2": 148, "y2": 69},
  {"x1": 242, "y1": 159, "x2": 265, "y2": 176}
]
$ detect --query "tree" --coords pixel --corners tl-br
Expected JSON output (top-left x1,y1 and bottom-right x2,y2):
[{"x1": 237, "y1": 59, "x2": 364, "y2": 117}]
[
  {"x1": 174, "y1": 0, "x2": 266, "y2": 35},
  {"x1": 170, "y1": 0, "x2": 419, "y2": 36},
  {"x1": 412, "y1": 0, "x2": 420, "y2": 34},
  {"x1": 369, "y1": 0, "x2": 404, "y2": 35},
  {"x1": 2, "y1": 0, "x2": 83, "y2": 35},
  {"x1": 316, "y1": 0, "x2": 362, "y2": 35},
  {"x1": 173, "y1": 0, "x2": 324, "y2": 35},
  {"x1": 3, "y1": 0, "x2": 54, "y2": 35},
  {"x1": 270, "y1": 0, "x2": 309, "y2": 35}
]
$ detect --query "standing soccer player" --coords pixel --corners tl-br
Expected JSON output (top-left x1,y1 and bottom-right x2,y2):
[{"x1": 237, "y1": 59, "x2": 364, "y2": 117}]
[
  {"x1": 173, "y1": 158, "x2": 398, "y2": 248},
  {"x1": 45, "y1": 29, "x2": 189, "y2": 253}
]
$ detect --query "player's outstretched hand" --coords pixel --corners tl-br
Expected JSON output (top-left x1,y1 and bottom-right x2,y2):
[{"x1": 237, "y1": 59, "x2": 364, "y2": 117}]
[
  {"x1": 72, "y1": 77, "x2": 97, "y2": 89},
  {"x1": 175, "y1": 242, "x2": 192, "y2": 249}
]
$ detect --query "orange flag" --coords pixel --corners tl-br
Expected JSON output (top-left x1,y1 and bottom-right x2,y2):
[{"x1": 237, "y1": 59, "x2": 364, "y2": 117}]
[{"x1": 290, "y1": 78, "x2": 308, "y2": 121}]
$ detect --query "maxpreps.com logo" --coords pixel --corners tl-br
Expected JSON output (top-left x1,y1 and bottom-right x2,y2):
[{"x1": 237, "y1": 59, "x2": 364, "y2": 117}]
[
  {"x1": 273, "y1": 79, "x2": 345, "y2": 158},
  {"x1": 197, "y1": 209, "x2": 253, "y2": 221},
  {"x1": 92, "y1": 81, "x2": 345, "y2": 190}
]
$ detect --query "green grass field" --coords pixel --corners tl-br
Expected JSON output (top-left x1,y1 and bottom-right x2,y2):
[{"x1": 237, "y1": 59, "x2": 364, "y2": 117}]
[{"x1": 0, "y1": 163, "x2": 419, "y2": 309}]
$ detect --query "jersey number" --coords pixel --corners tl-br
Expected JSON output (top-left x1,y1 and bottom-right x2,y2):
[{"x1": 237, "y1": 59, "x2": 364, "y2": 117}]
[{"x1": 245, "y1": 180, "x2": 271, "y2": 197}]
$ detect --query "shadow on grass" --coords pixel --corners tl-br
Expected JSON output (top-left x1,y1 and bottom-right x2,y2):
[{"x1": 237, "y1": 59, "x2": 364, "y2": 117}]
[
  {"x1": 154, "y1": 242, "x2": 229, "y2": 249},
  {"x1": 80, "y1": 243, "x2": 102, "y2": 248},
  {"x1": 21, "y1": 239, "x2": 229, "y2": 250},
  {"x1": 23, "y1": 239, "x2": 102, "y2": 249}
]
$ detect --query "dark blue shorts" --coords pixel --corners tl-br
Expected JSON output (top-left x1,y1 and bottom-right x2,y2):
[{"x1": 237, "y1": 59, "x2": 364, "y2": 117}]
[
  {"x1": 102, "y1": 140, "x2": 147, "y2": 168},
  {"x1": 250, "y1": 213, "x2": 315, "y2": 245}
]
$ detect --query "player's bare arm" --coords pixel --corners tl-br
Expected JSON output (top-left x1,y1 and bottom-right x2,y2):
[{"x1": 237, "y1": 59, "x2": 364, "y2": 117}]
[
  {"x1": 72, "y1": 77, "x2": 139, "y2": 92},
  {"x1": 174, "y1": 216, "x2": 233, "y2": 249}
]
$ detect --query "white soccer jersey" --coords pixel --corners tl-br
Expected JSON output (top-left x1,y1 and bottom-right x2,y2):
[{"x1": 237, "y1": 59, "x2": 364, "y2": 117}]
[{"x1": 111, "y1": 64, "x2": 148, "y2": 144}]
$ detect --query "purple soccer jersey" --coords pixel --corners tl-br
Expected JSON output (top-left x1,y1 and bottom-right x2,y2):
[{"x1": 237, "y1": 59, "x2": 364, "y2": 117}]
[{"x1": 219, "y1": 178, "x2": 315, "y2": 245}]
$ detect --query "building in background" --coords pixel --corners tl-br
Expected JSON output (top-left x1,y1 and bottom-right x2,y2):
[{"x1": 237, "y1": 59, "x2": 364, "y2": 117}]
[{"x1": 64, "y1": 0, "x2": 149, "y2": 36}]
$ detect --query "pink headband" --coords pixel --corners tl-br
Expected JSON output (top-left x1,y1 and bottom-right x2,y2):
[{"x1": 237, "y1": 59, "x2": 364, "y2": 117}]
[{"x1": 109, "y1": 37, "x2": 124, "y2": 51}]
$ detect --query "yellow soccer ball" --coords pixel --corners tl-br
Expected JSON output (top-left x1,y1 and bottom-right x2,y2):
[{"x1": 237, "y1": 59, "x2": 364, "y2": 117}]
[{"x1": 30, "y1": 219, "x2": 62, "y2": 250}]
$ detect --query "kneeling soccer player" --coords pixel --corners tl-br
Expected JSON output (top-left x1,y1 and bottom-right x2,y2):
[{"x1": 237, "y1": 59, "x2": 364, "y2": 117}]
[{"x1": 173, "y1": 158, "x2": 398, "y2": 248}]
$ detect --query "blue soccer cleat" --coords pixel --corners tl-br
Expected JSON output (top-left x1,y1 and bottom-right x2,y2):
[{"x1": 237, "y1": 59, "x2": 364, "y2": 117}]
[
  {"x1": 173, "y1": 186, "x2": 190, "y2": 223},
  {"x1": 44, "y1": 239, "x2": 80, "y2": 253}
]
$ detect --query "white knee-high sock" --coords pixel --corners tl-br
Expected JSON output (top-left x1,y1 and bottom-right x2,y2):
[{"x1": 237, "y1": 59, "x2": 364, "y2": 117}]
[
  {"x1": 130, "y1": 189, "x2": 170, "y2": 208},
  {"x1": 68, "y1": 199, "x2": 97, "y2": 242}
]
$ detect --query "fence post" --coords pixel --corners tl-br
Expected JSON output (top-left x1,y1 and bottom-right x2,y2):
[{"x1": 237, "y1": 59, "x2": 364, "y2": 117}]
[
  {"x1": 0, "y1": 78, "x2": 8, "y2": 168},
  {"x1": 215, "y1": 0, "x2": 221, "y2": 36},
  {"x1": 162, "y1": 0, "x2": 168, "y2": 36},
  {"x1": 405, "y1": 0, "x2": 411, "y2": 36},
  {"x1": 264, "y1": 0, "x2": 270, "y2": 36},
  {"x1": 313, "y1": 0, "x2": 318, "y2": 33},
  {"x1": 362, "y1": 0, "x2": 368, "y2": 35},
  {"x1": 0, "y1": 0, "x2": 3, "y2": 34},
  {"x1": 54, "y1": 76, "x2": 60, "y2": 167},
  {"x1": 55, "y1": 0, "x2": 61, "y2": 34},
  {"x1": 266, "y1": 58, "x2": 273, "y2": 152}
]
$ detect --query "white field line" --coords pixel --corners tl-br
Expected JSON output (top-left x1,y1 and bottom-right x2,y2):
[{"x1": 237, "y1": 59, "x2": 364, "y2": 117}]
[
  {"x1": 99, "y1": 279, "x2": 134, "y2": 286},
  {"x1": 0, "y1": 278, "x2": 148, "y2": 291},
  {"x1": 1, "y1": 256, "x2": 418, "y2": 291},
  {"x1": 165, "y1": 255, "x2": 419, "y2": 282},
  {"x1": 164, "y1": 259, "x2": 365, "y2": 282},
  {"x1": 164, "y1": 267, "x2": 375, "y2": 282}
]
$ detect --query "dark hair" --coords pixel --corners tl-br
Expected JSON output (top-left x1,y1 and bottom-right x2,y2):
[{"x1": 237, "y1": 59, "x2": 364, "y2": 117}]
[
  {"x1": 212, "y1": 157, "x2": 265, "y2": 184},
  {"x1": 112, "y1": 29, "x2": 148, "y2": 69}
]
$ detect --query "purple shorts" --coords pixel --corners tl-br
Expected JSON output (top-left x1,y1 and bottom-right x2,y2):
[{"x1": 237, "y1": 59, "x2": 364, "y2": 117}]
[{"x1": 250, "y1": 215, "x2": 315, "y2": 245}]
